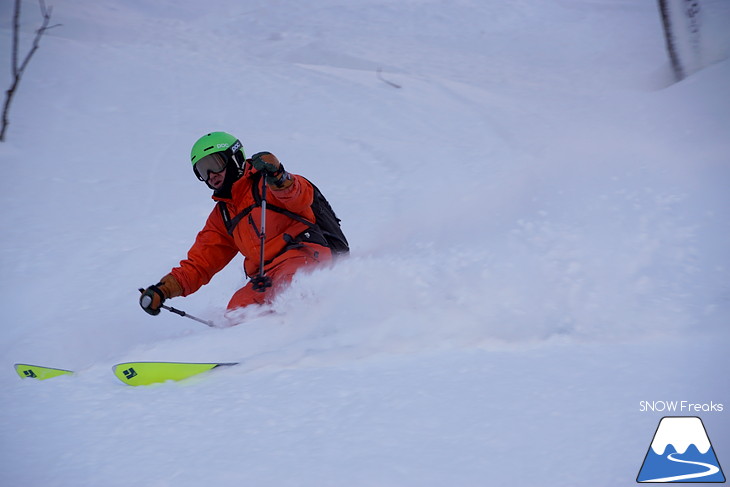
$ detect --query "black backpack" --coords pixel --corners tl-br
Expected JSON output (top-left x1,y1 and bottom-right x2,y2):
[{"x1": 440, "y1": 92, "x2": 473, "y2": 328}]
[{"x1": 218, "y1": 173, "x2": 349, "y2": 256}]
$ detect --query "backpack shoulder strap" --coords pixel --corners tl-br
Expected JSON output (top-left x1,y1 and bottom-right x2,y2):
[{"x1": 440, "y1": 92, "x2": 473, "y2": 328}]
[
  {"x1": 251, "y1": 174, "x2": 318, "y2": 228},
  {"x1": 217, "y1": 200, "x2": 259, "y2": 237},
  {"x1": 220, "y1": 173, "x2": 324, "y2": 236}
]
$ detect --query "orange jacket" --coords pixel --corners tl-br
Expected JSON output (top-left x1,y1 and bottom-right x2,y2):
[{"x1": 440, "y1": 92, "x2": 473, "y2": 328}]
[{"x1": 170, "y1": 167, "x2": 331, "y2": 296}]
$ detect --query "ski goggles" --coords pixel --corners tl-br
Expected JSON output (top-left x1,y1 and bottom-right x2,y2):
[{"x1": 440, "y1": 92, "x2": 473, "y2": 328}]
[{"x1": 193, "y1": 153, "x2": 228, "y2": 181}]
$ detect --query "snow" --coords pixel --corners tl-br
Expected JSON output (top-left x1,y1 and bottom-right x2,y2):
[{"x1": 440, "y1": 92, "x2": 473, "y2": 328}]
[{"x1": 1, "y1": 0, "x2": 729, "y2": 485}]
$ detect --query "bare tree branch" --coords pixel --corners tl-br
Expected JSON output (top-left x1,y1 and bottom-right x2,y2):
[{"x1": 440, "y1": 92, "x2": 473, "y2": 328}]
[
  {"x1": 1, "y1": 0, "x2": 61, "y2": 142},
  {"x1": 376, "y1": 67, "x2": 402, "y2": 89},
  {"x1": 12, "y1": 0, "x2": 20, "y2": 78}
]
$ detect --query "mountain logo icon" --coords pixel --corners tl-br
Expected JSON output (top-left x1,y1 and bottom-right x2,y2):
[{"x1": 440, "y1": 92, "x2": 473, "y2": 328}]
[{"x1": 637, "y1": 416, "x2": 725, "y2": 483}]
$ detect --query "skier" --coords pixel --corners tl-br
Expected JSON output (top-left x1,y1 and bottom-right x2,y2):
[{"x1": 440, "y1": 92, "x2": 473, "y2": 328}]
[{"x1": 139, "y1": 131, "x2": 333, "y2": 317}]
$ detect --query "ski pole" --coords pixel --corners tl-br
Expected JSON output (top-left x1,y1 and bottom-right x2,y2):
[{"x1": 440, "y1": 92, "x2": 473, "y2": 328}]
[
  {"x1": 138, "y1": 288, "x2": 215, "y2": 327},
  {"x1": 251, "y1": 173, "x2": 272, "y2": 292},
  {"x1": 258, "y1": 174, "x2": 268, "y2": 279}
]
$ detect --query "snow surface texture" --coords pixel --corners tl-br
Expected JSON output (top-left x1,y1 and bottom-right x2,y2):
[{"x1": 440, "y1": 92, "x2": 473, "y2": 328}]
[{"x1": 1, "y1": 0, "x2": 729, "y2": 486}]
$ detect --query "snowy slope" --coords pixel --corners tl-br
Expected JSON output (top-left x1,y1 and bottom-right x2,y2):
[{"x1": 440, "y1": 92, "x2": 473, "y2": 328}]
[{"x1": 1, "y1": 1, "x2": 729, "y2": 486}]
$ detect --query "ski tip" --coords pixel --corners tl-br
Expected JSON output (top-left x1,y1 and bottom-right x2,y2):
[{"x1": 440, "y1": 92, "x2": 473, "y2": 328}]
[
  {"x1": 112, "y1": 361, "x2": 238, "y2": 386},
  {"x1": 14, "y1": 363, "x2": 74, "y2": 380}
]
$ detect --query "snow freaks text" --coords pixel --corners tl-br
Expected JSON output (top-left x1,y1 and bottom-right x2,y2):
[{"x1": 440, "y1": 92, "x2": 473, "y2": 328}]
[{"x1": 639, "y1": 401, "x2": 724, "y2": 413}]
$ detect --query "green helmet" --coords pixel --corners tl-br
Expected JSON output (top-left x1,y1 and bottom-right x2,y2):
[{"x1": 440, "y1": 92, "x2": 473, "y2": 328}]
[{"x1": 190, "y1": 132, "x2": 245, "y2": 180}]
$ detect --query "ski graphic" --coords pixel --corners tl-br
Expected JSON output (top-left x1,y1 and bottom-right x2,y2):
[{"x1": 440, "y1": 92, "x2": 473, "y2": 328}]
[
  {"x1": 112, "y1": 361, "x2": 239, "y2": 386},
  {"x1": 13, "y1": 361, "x2": 238, "y2": 385},
  {"x1": 14, "y1": 363, "x2": 74, "y2": 380}
]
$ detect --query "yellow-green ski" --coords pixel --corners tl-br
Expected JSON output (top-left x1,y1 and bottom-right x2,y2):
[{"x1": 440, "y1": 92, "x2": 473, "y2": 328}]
[
  {"x1": 15, "y1": 363, "x2": 74, "y2": 380},
  {"x1": 112, "y1": 361, "x2": 238, "y2": 386}
]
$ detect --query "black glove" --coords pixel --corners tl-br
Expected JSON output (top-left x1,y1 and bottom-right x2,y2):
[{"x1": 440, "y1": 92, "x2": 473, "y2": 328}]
[
  {"x1": 139, "y1": 285, "x2": 165, "y2": 315},
  {"x1": 139, "y1": 274, "x2": 183, "y2": 316},
  {"x1": 250, "y1": 275, "x2": 273, "y2": 293},
  {"x1": 250, "y1": 152, "x2": 290, "y2": 188}
]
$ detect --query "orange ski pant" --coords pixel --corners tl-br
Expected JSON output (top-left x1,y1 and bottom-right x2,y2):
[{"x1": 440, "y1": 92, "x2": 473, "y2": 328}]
[{"x1": 226, "y1": 245, "x2": 331, "y2": 310}]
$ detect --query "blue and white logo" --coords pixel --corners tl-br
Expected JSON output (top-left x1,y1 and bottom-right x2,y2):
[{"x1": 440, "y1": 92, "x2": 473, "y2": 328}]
[{"x1": 637, "y1": 416, "x2": 725, "y2": 483}]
